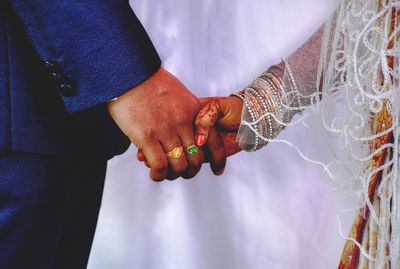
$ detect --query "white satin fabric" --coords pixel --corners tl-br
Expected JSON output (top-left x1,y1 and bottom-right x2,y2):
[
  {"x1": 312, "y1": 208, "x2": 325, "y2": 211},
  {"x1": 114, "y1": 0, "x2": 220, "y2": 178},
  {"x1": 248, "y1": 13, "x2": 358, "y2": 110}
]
[{"x1": 88, "y1": 1, "x2": 355, "y2": 268}]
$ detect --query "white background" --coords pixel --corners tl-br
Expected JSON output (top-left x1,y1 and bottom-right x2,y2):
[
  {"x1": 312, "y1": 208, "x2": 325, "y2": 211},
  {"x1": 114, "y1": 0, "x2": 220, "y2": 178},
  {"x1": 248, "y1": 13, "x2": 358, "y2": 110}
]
[{"x1": 89, "y1": 1, "x2": 356, "y2": 268}]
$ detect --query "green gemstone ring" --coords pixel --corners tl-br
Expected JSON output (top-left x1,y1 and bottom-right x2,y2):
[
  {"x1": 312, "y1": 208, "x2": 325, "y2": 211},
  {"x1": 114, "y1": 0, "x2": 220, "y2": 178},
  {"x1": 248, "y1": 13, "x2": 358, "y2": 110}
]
[{"x1": 187, "y1": 145, "x2": 199, "y2": 156}]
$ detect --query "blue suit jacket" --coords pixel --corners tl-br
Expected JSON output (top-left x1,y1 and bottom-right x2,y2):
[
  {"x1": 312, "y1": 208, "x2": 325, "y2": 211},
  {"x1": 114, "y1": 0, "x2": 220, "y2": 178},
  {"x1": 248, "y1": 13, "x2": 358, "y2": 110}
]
[{"x1": 0, "y1": 0, "x2": 161, "y2": 158}]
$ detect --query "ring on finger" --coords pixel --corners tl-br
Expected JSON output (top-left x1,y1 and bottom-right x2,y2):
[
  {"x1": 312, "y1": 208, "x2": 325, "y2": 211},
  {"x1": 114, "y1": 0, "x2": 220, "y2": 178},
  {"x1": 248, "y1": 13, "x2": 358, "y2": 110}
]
[
  {"x1": 186, "y1": 145, "x2": 199, "y2": 156},
  {"x1": 166, "y1": 146, "x2": 184, "y2": 159}
]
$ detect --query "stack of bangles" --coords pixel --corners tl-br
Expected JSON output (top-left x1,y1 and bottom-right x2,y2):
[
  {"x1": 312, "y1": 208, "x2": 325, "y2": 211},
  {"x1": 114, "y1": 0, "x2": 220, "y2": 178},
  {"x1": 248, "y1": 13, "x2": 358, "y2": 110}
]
[{"x1": 232, "y1": 64, "x2": 286, "y2": 151}]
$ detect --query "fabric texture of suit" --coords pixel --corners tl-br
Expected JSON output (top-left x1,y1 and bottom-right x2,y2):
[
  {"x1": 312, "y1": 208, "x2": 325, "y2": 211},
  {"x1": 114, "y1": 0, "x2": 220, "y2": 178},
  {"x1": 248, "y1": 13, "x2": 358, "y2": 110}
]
[
  {"x1": 1, "y1": 0, "x2": 161, "y2": 156},
  {"x1": 0, "y1": 0, "x2": 161, "y2": 268}
]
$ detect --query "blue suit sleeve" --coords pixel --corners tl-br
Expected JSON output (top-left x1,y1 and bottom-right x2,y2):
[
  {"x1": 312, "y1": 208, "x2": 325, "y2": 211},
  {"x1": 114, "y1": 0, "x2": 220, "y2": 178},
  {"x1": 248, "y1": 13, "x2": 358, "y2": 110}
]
[{"x1": 7, "y1": 0, "x2": 161, "y2": 113}]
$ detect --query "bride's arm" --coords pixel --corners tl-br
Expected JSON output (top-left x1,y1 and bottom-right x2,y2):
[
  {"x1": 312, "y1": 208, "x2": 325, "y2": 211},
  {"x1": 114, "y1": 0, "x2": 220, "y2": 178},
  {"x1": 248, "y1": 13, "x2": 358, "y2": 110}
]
[
  {"x1": 235, "y1": 26, "x2": 326, "y2": 151},
  {"x1": 194, "y1": 26, "x2": 328, "y2": 153}
]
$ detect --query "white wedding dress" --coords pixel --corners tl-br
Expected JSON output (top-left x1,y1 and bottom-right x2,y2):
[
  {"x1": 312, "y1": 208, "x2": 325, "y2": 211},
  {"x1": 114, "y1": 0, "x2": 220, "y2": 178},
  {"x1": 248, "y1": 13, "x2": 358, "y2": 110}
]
[
  {"x1": 88, "y1": 1, "x2": 356, "y2": 269},
  {"x1": 236, "y1": 0, "x2": 400, "y2": 267}
]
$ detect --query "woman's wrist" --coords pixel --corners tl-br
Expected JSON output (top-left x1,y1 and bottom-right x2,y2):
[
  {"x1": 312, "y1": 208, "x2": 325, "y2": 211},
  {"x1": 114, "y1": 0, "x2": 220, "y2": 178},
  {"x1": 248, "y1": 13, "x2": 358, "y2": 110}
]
[{"x1": 232, "y1": 67, "x2": 286, "y2": 152}]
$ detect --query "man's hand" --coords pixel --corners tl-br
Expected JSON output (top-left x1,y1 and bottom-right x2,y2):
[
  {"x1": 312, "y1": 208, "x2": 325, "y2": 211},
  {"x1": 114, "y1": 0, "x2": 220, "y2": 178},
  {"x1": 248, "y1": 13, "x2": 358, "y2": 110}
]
[{"x1": 107, "y1": 68, "x2": 226, "y2": 181}]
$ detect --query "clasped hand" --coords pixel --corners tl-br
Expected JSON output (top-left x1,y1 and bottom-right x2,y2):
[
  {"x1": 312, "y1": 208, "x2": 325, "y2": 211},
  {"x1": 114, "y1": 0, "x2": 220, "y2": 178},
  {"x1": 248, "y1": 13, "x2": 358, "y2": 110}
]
[{"x1": 108, "y1": 67, "x2": 242, "y2": 181}]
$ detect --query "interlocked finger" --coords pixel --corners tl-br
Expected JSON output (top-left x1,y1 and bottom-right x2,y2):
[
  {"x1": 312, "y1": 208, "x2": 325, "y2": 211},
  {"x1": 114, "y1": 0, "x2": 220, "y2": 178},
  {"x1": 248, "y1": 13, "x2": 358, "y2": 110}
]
[
  {"x1": 161, "y1": 136, "x2": 189, "y2": 180},
  {"x1": 179, "y1": 128, "x2": 205, "y2": 179}
]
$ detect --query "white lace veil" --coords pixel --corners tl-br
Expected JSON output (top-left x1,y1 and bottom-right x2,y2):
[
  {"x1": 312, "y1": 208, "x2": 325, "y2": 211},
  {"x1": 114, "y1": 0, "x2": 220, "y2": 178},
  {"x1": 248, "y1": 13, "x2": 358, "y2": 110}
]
[{"x1": 238, "y1": 0, "x2": 400, "y2": 266}]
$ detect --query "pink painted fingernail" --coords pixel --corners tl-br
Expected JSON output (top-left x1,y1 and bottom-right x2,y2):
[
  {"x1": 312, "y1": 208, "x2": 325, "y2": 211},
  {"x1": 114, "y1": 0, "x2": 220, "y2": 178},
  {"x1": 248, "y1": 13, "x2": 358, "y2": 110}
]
[{"x1": 196, "y1": 134, "x2": 207, "y2": 146}]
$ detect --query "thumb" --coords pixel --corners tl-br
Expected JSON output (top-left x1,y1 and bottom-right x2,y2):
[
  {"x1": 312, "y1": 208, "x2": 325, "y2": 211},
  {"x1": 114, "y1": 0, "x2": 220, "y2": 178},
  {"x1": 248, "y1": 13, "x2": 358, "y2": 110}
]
[{"x1": 195, "y1": 99, "x2": 223, "y2": 146}]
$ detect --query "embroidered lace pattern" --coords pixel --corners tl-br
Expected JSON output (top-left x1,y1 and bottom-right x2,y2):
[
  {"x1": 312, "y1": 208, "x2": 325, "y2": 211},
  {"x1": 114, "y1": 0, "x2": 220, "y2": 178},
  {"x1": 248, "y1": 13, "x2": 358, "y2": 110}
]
[{"x1": 237, "y1": 0, "x2": 400, "y2": 267}]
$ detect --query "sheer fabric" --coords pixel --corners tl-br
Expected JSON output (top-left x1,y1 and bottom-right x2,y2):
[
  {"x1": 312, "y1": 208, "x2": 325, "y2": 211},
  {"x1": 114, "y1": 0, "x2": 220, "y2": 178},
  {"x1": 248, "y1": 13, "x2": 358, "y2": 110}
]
[
  {"x1": 238, "y1": 0, "x2": 400, "y2": 267},
  {"x1": 90, "y1": 1, "x2": 349, "y2": 269}
]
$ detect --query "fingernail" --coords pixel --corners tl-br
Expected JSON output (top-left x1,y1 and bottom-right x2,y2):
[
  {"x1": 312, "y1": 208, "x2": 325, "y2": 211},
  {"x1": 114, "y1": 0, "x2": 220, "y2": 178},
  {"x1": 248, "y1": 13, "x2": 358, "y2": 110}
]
[
  {"x1": 215, "y1": 168, "x2": 225, "y2": 176},
  {"x1": 196, "y1": 134, "x2": 207, "y2": 146}
]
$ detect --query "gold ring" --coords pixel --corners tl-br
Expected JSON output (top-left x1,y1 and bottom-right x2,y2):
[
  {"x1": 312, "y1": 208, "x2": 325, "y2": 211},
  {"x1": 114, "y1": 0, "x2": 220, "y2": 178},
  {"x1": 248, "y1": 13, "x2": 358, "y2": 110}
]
[{"x1": 166, "y1": 146, "x2": 184, "y2": 159}]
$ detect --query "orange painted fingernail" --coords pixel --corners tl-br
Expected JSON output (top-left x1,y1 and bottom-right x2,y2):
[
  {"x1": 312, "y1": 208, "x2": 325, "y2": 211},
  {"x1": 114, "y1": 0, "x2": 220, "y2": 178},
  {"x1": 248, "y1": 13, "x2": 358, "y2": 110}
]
[{"x1": 196, "y1": 134, "x2": 207, "y2": 146}]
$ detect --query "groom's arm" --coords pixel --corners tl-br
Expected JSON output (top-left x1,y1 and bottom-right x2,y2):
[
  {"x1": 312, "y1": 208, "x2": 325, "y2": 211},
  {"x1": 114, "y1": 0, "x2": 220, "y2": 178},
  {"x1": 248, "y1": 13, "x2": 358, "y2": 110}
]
[
  {"x1": 7, "y1": 0, "x2": 227, "y2": 180},
  {"x1": 7, "y1": 0, "x2": 161, "y2": 113}
]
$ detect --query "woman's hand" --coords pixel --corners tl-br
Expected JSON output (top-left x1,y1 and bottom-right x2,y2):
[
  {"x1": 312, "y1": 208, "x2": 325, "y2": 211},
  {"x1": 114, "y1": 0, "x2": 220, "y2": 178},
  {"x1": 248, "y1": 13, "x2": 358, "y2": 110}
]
[
  {"x1": 194, "y1": 96, "x2": 244, "y2": 158},
  {"x1": 137, "y1": 95, "x2": 244, "y2": 177}
]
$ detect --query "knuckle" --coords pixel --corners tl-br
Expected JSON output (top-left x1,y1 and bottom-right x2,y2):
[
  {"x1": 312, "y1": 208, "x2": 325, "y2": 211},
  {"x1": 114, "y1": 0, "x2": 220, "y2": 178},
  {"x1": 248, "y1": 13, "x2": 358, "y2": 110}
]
[
  {"x1": 152, "y1": 163, "x2": 168, "y2": 174},
  {"x1": 160, "y1": 128, "x2": 176, "y2": 142},
  {"x1": 158, "y1": 122, "x2": 170, "y2": 133},
  {"x1": 173, "y1": 161, "x2": 188, "y2": 174},
  {"x1": 140, "y1": 128, "x2": 157, "y2": 143},
  {"x1": 151, "y1": 174, "x2": 165, "y2": 182}
]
